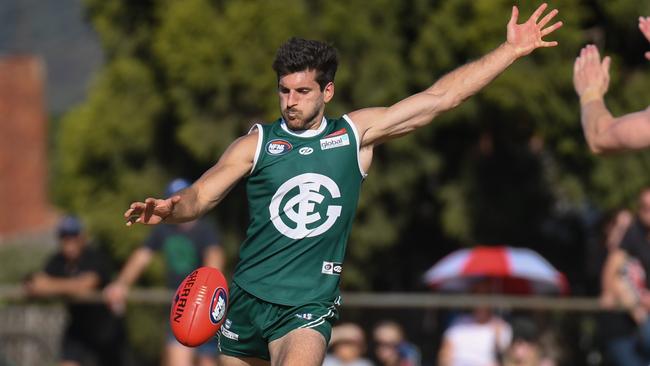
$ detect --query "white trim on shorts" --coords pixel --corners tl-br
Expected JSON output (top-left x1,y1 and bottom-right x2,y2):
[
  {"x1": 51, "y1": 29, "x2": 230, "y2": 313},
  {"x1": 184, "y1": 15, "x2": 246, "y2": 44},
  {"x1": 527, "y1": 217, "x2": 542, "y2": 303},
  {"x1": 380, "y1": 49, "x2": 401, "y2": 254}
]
[{"x1": 298, "y1": 306, "x2": 336, "y2": 330}]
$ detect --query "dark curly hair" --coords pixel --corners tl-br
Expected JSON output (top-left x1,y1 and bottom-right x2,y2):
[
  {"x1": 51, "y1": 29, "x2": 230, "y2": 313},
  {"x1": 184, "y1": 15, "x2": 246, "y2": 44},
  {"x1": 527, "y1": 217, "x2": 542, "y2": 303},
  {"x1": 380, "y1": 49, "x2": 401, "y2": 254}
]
[{"x1": 272, "y1": 37, "x2": 338, "y2": 91}]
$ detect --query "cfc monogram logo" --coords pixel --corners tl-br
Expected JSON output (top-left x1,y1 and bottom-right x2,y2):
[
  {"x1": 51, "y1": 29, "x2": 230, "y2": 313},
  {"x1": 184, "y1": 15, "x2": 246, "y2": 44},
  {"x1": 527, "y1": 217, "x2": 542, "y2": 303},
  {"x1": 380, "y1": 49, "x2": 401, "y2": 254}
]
[{"x1": 269, "y1": 173, "x2": 342, "y2": 239}]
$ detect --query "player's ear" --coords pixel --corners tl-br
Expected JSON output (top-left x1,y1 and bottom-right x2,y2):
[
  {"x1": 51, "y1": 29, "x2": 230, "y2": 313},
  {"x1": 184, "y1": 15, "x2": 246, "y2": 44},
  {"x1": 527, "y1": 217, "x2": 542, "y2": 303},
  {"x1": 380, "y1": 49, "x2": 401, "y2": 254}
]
[{"x1": 323, "y1": 82, "x2": 335, "y2": 103}]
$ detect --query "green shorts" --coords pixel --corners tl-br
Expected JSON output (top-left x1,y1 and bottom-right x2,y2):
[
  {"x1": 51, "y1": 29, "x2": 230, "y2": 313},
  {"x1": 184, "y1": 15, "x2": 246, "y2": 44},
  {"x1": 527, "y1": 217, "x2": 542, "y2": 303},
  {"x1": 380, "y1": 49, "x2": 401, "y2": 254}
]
[{"x1": 217, "y1": 282, "x2": 339, "y2": 360}]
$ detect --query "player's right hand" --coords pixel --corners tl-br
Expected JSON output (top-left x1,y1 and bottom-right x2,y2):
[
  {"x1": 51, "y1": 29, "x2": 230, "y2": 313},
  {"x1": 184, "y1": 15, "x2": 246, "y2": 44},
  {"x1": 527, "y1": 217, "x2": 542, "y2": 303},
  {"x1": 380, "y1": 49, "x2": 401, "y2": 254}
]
[{"x1": 124, "y1": 196, "x2": 181, "y2": 226}]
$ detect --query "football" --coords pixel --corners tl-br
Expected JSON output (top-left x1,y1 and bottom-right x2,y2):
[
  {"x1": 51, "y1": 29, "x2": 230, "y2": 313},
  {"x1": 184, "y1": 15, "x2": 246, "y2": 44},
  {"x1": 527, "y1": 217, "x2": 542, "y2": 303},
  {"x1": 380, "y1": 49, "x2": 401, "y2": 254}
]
[{"x1": 170, "y1": 266, "x2": 229, "y2": 347}]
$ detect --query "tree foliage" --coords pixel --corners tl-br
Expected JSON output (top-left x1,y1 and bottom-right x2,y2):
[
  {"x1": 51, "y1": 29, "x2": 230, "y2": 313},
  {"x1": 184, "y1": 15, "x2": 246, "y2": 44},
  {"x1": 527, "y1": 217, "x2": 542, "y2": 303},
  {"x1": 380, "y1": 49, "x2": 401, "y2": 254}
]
[{"x1": 54, "y1": 0, "x2": 650, "y2": 293}]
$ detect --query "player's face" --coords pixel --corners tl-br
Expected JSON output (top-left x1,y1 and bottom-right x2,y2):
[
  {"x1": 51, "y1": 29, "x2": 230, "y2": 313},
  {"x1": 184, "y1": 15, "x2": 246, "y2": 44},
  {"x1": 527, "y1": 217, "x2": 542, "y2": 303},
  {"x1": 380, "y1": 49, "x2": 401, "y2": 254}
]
[{"x1": 278, "y1": 69, "x2": 334, "y2": 131}]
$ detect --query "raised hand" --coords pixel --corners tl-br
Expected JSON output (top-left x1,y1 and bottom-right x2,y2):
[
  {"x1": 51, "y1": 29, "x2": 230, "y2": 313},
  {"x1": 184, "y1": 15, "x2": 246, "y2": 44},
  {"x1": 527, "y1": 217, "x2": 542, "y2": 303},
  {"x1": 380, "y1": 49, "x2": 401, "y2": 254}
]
[
  {"x1": 124, "y1": 196, "x2": 181, "y2": 226},
  {"x1": 573, "y1": 45, "x2": 611, "y2": 104},
  {"x1": 640, "y1": 16, "x2": 650, "y2": 60},
  {"x1": 506, "y1": 3, "x2": 563, "y2": 57}
]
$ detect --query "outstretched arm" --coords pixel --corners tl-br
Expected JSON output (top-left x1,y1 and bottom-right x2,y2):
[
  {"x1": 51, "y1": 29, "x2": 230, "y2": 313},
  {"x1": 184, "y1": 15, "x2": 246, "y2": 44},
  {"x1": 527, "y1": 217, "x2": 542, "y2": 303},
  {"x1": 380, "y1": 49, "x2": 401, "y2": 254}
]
[
  {"x1": 349, "y1": 3, "x2": 562, "y2": 147},
  {"x1": 574, "y1": 45, "x2": 650, "y2": 154},
  {"x1": 124, "y1": 130, "x2": 258, "y2": 225}
]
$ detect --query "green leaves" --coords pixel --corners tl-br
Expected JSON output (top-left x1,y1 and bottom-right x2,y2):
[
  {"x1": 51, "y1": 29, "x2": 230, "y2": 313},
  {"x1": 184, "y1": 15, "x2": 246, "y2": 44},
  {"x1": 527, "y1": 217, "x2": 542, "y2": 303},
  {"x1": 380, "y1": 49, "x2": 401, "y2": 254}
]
[{"x1": 54, "y1": 0, "x2": 650, "y2": 296}]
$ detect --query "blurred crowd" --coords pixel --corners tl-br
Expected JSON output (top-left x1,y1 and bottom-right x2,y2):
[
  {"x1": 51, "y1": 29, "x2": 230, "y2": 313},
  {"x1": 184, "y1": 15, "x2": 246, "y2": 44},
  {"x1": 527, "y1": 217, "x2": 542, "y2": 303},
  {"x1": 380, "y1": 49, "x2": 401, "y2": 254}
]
[{"x1": 18, "y1": 183, "x2": 650, "y2": 366}]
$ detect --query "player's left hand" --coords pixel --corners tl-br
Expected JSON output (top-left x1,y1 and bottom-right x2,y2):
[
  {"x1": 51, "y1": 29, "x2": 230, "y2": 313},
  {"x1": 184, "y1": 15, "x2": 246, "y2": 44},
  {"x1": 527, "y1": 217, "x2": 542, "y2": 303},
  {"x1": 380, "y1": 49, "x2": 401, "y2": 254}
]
[
  {"x1": 506, "y1": 3, "x2": 563, "y2": 58},
  {"x1": 639, "y1": 16, "x2": 650, "y2": 61}
]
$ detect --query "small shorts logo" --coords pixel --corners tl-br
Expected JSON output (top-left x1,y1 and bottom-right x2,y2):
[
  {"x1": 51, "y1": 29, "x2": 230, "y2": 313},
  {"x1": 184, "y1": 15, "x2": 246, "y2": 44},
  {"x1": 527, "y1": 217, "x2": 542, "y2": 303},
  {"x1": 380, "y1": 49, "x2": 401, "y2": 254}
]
[
  {"x1": 320, "y1": 134, "x2": 350, "y2": 150},
  {"x1": 295, "y1": 313, "x2": 313, "y2": 320},
  {"x1": 266, "y1": 139, "x2": 293, "y2": 155},
  {"x1": 322, "y1": 261, "x2": 343, "y2": 275},
  {"x1": 299, "y1": 147, "x2": 314, "y2": 155},
  {"x1": 221, "y1": 327, "x2": 239, "y2": 341},
  {"x1": 209, "y1": 288, "x2": 228, "y2": 325}
]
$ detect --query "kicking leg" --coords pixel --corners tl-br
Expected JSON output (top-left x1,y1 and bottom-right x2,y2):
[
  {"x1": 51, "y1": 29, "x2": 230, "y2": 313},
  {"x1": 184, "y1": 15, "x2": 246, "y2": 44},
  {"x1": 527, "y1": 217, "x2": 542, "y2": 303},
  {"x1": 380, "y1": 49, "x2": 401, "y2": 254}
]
[
  {"x1": 268, "y1": 328, "x2": 327, "y2": 366},
  {"x1": 219, "y1": 354, "x2": 269, "y2": 366}
]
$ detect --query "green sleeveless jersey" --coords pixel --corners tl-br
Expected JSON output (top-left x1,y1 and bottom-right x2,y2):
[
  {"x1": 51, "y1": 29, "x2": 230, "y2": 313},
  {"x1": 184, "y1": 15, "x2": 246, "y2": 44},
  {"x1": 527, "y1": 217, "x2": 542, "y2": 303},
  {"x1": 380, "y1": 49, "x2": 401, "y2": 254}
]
[{"x1": 232, "y1": 115, "x2": 366, "y2": 306}]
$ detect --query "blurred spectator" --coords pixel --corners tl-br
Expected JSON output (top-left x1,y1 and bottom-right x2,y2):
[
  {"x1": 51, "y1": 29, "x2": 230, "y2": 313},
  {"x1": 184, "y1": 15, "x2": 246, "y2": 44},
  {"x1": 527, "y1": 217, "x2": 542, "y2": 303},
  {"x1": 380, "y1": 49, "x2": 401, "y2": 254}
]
[
  {"x1": 372, "y1": 320, "x2": 421, "y2": 366},
  {"x1": 502, "y1": 317, "x2": 556, "y2": 366},
  {"x1": 584, "y1": 209, "x2": 632, "y2": 296},
  {"x1": 24, "y1": 215, "x2": 130, "y2": 366},
  {"x1": 600, "y1": 188, "x2": 650, "y2": 366},
  {"x1": 437, "y1": 281, "x2": 512, "y2": 366},
  {"x1": 104, "y1": 178, "x2": 225, "y2": 366},
  {"x1": 323, "y1": 323, "x2": 374, "y2": 366}
]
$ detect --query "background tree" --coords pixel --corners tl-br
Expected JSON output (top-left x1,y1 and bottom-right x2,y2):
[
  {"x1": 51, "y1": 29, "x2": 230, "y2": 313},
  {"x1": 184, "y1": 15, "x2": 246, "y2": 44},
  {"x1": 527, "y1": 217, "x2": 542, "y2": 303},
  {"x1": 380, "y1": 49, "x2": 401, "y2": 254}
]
[{"x1": 52, "y1": 1, "x2": 650, "y2": 362}]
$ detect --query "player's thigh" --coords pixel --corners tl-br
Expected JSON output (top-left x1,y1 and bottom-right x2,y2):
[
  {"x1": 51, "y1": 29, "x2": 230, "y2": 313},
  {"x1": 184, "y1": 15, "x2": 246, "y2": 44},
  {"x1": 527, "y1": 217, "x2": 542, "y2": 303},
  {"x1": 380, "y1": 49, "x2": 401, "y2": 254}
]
[
  {"x1": 268, "y1": 328, "x2": 327, "y2": 366},
  {"x1": 219, "y1": 354, "x2": 270, "y2": 366},
  {"x1": 165, "y1": 341, "x2": 194, "y2": 366}
]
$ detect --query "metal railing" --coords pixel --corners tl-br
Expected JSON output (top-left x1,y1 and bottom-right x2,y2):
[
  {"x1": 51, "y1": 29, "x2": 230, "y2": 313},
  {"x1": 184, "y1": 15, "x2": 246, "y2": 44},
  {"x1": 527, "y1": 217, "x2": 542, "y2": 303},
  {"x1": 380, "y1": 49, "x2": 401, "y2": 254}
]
[{"x1": 0, "y1": 285, "x2": 610, "y2": 311}]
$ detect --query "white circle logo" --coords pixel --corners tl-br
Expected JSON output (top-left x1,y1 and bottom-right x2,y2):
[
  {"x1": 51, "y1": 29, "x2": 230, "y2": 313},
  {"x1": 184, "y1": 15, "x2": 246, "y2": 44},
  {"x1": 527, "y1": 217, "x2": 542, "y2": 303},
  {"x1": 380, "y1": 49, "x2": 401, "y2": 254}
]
[
  {"x1": 269, "y1": 173, "x2": 342, "y2": 239},
  {"x1": 298, "y1": 147, "x2": 314, "y2": 155}
]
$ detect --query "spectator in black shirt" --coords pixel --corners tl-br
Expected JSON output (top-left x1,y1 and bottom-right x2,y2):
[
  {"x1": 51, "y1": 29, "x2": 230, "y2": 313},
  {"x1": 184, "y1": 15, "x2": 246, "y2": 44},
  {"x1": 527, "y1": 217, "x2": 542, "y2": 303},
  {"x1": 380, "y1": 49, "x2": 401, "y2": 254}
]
[
  {"x1": 601, "y1": 188, "x2": 650, "y2": 366},
  {"x1": 24, "y1": 215, "x2": 129, "y2": 366}
]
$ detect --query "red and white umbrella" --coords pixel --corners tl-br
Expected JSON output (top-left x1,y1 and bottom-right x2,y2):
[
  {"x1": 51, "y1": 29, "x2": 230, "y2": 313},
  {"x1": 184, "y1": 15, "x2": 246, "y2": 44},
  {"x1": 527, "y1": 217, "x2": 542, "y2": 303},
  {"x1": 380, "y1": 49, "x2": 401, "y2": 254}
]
[{"x1": 423, "y1": 246, "x2": 569, "y2": 295}]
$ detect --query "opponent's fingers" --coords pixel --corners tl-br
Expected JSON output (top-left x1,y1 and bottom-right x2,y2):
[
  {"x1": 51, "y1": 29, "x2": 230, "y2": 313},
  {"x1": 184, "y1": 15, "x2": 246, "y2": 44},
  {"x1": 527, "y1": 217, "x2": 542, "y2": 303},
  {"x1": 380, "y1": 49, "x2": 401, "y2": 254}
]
[
  {"x1": 170, "y1": 195, "x2": 182, "y2": 204},
  {"x1": 640, "y1": 16, "x2": 650, "y2": 34},
  {"x1": 602, "y1": 56, "x2": 611, "y2": 74},
  {"x1": 574, "y1": 56, "x2": 581, "y2": 74},
  {"x1": 586, "y1": 45, "x2": 600, "y2": 62},
  {"x1": 540, "y1": 21, "x2": 563, "y2": 37},
  {"x1": 645, "y1": 51, "x2": 650, "y2": 61},
  {"x1": 538, "y1": 8, "x2": 558, "y2": 28},
  {"x1": 508, "y1": 5, "x2": 519, "y2": 27},
  {"x1": 530, "y1": 3, "x2": 548, "y2": 23}
]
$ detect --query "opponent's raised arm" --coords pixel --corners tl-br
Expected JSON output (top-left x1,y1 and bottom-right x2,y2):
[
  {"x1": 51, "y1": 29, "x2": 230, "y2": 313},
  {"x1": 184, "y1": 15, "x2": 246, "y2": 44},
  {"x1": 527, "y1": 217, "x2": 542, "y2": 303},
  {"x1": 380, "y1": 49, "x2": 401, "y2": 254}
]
[
  {"x1": 574, "y1": 45, "x2": 650, "y2": 154},
  {"x1": 124, "y1": 130, "x2": 258, "y2": 225},
  {"x1": 349, "y1": 3, "x2": 562, "y2": 147},
  {"x1": 640, "y1": 16, "x2": 650, "y2": 61}
]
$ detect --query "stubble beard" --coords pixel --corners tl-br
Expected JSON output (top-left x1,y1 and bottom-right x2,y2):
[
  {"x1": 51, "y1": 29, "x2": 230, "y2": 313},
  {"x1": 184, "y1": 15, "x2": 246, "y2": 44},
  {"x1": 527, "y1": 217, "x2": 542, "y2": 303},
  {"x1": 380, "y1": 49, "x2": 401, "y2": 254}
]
[{"x1": 282, "y1": 101, "x2": 323, "y2": 131}]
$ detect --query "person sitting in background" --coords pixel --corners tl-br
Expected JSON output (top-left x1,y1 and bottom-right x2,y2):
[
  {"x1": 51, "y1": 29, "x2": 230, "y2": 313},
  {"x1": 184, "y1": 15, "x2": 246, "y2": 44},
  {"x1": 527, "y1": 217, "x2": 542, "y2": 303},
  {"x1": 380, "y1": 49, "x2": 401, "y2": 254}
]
[
  {"x1": 502, "y1": 317, "x2": 556, "y2": 366},
  {"x1": 24, "y1": 215, "x2": 130, "y2": 366},
  {"x1": 437, "y1": 281, "x2": 512, "y2": 366},
  {"x1": 104, "y1": 178, "x2": 225, "y2": 366},
  {"x1": 600, "y1": 187, "x2": 650, "y2": 366},
  {"x1": 323, "y1": 323, "x2": 374, "y2": 366},
  {"x1": 372, "y1": 320, "x2": 420, "y2": 366}
]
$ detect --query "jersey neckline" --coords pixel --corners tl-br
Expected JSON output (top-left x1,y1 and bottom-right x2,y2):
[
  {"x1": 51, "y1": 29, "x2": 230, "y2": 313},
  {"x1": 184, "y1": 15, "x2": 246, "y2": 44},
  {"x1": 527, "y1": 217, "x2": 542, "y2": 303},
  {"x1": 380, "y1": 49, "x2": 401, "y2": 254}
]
[{"x1": 279, "y1": 117, "x2": 328, "y2": 138}]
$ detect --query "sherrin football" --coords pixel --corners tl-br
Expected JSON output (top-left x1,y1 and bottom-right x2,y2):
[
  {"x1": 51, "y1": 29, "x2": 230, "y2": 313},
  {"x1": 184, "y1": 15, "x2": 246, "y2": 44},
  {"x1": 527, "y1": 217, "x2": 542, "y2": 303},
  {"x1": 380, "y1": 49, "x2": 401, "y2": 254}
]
[{"x1": 170, "y1": 266, "x2": 229, "y2": 347}]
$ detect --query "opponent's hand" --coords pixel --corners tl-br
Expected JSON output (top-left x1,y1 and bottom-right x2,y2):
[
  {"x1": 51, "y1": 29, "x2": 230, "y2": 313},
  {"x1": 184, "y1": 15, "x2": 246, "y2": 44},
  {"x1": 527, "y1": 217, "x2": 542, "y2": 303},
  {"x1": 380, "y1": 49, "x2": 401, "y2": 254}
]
[
  {"x1": 573, "y1": 45, "x2": 611, "y2": 104},
  {"x1": 124, "y1": 196, "x2": 181, "y2": 226},
  {"x1": 639, "y1": 16, "x2": 650, "y2": 61},
  {"x1": 506, "y1": 3, "x2": 562, "y2": 58}
]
